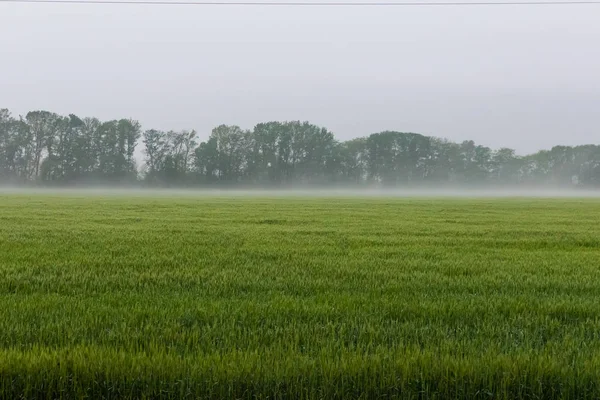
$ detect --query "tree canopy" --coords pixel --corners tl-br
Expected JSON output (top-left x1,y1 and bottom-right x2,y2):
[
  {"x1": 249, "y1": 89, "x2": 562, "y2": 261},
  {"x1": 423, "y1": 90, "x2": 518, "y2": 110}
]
[{"x1": 1, "y1": 108, "x2": 598, "y2": 188}]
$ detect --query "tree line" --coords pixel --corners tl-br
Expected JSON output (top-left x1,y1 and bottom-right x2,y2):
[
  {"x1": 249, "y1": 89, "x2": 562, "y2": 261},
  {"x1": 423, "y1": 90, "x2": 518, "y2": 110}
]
[{"x1": 1, "y1": 108, "x2": 599, "y2": 187}]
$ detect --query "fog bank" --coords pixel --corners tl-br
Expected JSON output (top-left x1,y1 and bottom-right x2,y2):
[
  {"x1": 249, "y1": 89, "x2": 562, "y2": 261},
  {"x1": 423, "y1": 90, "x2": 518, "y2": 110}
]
[{"x1": 2, "y1": 186, "x2": 600, "y2": 198}]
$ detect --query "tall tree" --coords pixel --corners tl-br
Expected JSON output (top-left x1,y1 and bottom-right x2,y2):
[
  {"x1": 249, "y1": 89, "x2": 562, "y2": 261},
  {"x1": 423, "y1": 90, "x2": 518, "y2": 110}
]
[
  {"x1": 366, "y1": 132, "x2": 431, "y2": 185},
  {"x1": 96, "y1": 119, "x2": 140, "y2": 183},
  {"x1": 25, "y1": 111, "x2": 62, "y2": 180},
  {"x1": 336, "y1": 138, "x2": 368, "y2": 184},
  {"x1": 0, "y1": 109, "x2": 29, "y2": 182},
  {"x1": 2, "y1": 107, "x2": 600, "y2": 189}
]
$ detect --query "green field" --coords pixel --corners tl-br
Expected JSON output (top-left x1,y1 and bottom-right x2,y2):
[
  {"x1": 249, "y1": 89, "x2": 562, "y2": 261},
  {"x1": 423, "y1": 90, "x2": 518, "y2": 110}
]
[{"x1": 2, "y1": 194, "x2": 600, "y2": 399}]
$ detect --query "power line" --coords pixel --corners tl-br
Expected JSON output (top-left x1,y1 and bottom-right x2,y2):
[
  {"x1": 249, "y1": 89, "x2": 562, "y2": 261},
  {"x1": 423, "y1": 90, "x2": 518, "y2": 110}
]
[{"x1": 1, "y1": 0, "x2": 599, "y2": 6}]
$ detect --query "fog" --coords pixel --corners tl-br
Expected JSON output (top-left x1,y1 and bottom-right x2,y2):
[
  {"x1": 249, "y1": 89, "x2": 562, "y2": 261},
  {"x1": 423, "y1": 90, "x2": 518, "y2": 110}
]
[{"x1": 2, "y1": 186, "x2": 600, "y2": 198}]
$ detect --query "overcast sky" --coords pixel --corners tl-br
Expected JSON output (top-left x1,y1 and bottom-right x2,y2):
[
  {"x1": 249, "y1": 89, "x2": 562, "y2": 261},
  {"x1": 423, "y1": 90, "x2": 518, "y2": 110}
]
[{"x1": 1, "y1": 1, "x2": 599, "y2": 155}]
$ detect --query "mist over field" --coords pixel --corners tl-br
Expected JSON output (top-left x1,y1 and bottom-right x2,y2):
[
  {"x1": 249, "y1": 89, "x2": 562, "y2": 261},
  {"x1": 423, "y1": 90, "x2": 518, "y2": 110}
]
[{"x1": 2, "y1": 185, "x2": 600, "y2": 199}]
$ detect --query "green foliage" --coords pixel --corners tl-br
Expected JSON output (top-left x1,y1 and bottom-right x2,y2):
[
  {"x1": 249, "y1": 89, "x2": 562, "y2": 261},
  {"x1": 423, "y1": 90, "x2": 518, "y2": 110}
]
[
  {"x1": 2, "y1": 107, "x2": 600, "y2": 187},
  {"x1": 1, "y1": 195, "x2": 600, "y2": 398}
]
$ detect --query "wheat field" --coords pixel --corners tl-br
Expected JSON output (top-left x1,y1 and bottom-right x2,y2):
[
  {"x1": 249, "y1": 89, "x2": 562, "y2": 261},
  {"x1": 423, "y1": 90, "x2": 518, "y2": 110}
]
[{"x1": 1, "y1": 193, "x2": 600, "y2": 399}]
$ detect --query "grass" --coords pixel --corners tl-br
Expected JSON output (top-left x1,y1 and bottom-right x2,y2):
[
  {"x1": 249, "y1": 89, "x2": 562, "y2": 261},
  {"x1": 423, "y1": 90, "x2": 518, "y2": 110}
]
[{"x1": 1, "y1": 193, "x2": 600, "y2": 399}]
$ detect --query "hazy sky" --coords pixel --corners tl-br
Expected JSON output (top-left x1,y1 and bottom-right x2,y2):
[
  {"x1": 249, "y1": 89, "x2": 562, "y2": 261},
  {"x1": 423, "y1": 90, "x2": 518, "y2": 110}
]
[{"x1": 1, "y1": 1, "x2": 599, "y2": 155}]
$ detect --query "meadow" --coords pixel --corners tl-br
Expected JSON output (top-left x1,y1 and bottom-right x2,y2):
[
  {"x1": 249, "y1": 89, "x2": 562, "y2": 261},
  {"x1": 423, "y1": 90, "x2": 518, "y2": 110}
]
[{"x1": 1, "y1": 193, "x2": 600, "y2": 399}]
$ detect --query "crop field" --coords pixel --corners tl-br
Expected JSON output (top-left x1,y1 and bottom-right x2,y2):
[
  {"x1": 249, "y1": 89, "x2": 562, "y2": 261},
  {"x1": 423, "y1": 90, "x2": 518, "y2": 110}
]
[{"x1": 1, "y1": 193, "x2": 600, "y2": 399}]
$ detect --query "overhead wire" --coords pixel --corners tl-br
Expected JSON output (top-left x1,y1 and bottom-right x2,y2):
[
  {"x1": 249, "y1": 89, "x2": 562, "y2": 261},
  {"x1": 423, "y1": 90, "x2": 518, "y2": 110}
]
[{"x1": 1, "y1": 0, "x2": 599, "y2": 6}]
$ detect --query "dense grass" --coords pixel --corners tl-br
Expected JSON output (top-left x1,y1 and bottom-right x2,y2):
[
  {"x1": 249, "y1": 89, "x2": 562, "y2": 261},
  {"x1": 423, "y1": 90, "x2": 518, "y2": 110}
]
[{"x1": 1, "y1": 193, "x2": 600, "y2": 399}]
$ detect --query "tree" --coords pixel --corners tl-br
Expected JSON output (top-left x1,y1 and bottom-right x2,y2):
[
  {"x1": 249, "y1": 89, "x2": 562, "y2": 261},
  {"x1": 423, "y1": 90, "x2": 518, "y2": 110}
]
[
  {"x1": 142, "y1": 129, "x2": 198, "y2": 185},
  {"x1": 425, "y1": 138, "x2": 461, "y2": 183},
  {"x1": 336, "y1": 138, "x2": 368, "y2": 184},
  {"x1": 209, "y1": 125, "x2": 250, "y2": 183},
  {"x1": 25, "y1": 111, "x2": 62, "y2": 180},
  {"x1": 96, "y1": 119, "x2": 140, "y2": 183},
  {"x1": 2, "y1": 107, "x2": 600, "y2": 189},
  {"x1": 194, "y1": 136, "x2": 219, "y2": 184},
  {"x1": 456, "y1": 140, "x2": 493, "y2": 183},
  {"x1": 0, "y1": 109, "x2": 29, "y2": 182},
  {"x1": 142, "y1": 129, "x2": 169, "y2": 183},
  {"x1": 489, "y1": 148, "x2": 522, "y2": 185},
  {"x1": 366, "y1": 132, "x2": 431, "y2": 185}
]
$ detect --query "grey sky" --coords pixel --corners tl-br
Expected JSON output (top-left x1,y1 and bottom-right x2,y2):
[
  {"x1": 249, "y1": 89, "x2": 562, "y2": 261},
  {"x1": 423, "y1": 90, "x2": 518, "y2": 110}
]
[{"x1": 1, "y1": 1, "x2": 599, "y2": 156}]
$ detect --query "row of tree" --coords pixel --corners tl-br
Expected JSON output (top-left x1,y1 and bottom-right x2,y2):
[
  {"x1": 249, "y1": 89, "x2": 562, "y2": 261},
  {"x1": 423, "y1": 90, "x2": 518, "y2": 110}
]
[{"x1": 1, "y1": 108, "x2": 599, "y2": 187}]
